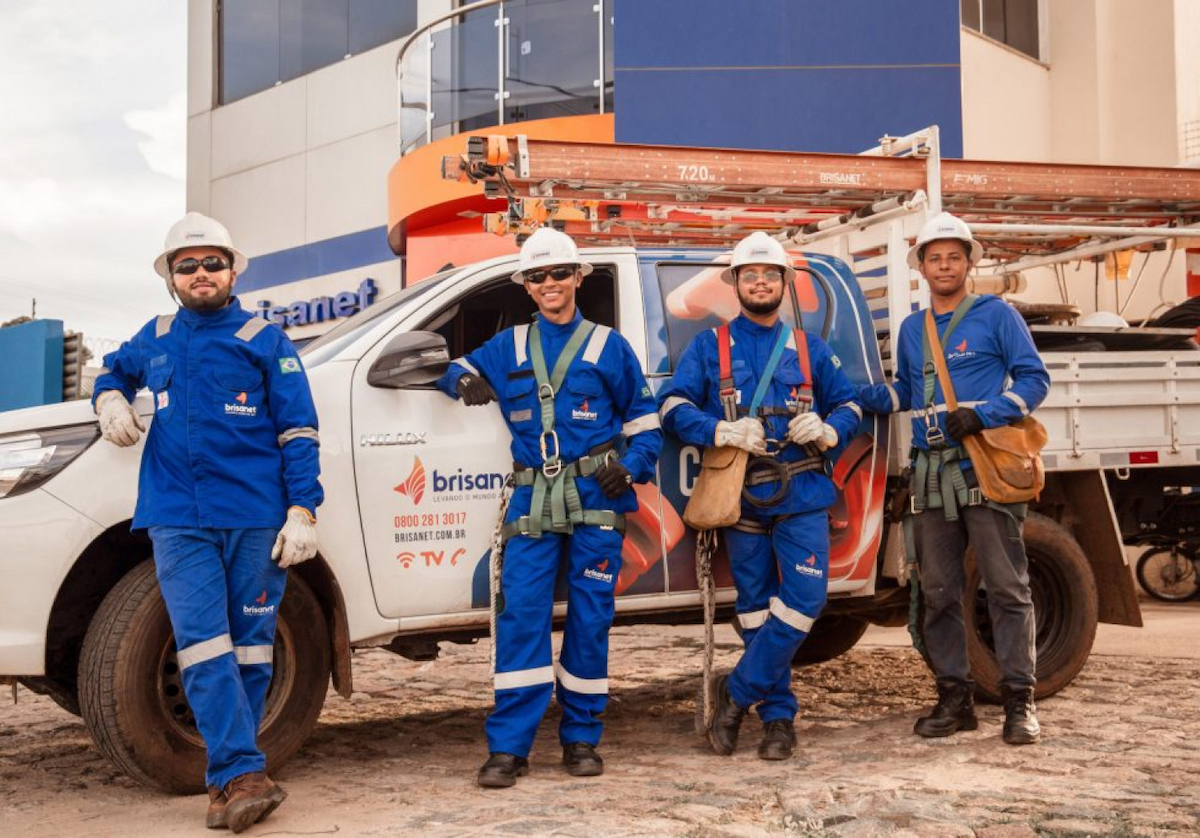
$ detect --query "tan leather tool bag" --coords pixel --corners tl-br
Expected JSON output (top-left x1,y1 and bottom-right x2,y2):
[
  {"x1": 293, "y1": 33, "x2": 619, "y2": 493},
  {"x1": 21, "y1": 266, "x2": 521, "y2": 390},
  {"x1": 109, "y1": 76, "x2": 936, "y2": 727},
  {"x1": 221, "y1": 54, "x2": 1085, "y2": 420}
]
[
  {"x1": 683, "y1": 445, "x2": 749, "y2": 530},
  {"x1": 925, "y1": 308, "x2": 1047, "y2": 504}
]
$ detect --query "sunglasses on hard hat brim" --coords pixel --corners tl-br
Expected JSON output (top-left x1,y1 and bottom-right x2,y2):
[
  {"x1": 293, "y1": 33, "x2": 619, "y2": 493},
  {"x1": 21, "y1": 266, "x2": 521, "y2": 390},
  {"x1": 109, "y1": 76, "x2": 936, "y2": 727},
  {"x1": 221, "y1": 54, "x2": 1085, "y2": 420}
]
[
  {"x1": 524, "y1": 265, "x2": 578, "y2": 285},
  {"x1": 172, "y1": 256, "x2": 232, "y2": 275}
]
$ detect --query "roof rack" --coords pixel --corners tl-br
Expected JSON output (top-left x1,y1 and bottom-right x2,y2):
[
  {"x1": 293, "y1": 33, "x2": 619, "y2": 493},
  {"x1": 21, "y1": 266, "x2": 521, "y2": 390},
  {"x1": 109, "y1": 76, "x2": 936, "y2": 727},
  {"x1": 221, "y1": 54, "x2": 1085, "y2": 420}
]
[{"x1": 441, "y1": 127, "x2": 1200, "y2": 268}]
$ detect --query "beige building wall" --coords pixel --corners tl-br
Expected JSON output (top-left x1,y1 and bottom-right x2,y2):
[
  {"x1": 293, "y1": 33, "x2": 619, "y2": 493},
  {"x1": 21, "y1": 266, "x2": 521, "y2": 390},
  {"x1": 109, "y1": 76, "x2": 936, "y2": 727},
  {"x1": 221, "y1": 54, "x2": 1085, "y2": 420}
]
[{"x1": 961, "y1": 1, "x2": 1192, "y2": 320}]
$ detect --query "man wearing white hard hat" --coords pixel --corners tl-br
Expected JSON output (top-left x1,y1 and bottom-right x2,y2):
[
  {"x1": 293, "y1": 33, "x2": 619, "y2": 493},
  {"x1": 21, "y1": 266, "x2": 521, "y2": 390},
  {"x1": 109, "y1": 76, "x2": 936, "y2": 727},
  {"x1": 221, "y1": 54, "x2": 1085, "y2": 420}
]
[
  {"x1": 658, "y1": 231, "x2": 862, "y2": 760},
  {"x1": 92, "y1": 212, "x2": 323, "y2": 831},
  {"x1": 858, "y1": 212, "x2": 1049, "y2": 745},
  {"x1": 437, "y1": 227, "x2": 661, "y2": 787}
]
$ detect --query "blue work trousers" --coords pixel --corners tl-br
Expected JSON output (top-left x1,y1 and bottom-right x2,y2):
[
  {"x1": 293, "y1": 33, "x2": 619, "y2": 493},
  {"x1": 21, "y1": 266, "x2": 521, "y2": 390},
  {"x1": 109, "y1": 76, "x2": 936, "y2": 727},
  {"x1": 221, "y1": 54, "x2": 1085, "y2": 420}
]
[
  {"x1": 487, "y1": 524, "x2": 624, "y2": 757},
  {"x1": 149, "y1": 527, "x2": 286, "y2": 790},
  {"x1": 723, "y1": 510, "x2": 830, "y2": 721}
]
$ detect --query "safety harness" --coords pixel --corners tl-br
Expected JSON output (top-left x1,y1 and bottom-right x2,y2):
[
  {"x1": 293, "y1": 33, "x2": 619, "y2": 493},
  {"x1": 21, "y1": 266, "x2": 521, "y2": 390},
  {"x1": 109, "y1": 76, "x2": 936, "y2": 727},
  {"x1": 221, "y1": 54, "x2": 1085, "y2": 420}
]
[
  {"x1": 715, "y1": 323, "x2": 824, "y2": 514},
  {"x1": 501, "y1": 318, "x2": 625, "y2": 541},
  {"x1": 910, "y1": 294, "x2": 983, "y2": 521}
]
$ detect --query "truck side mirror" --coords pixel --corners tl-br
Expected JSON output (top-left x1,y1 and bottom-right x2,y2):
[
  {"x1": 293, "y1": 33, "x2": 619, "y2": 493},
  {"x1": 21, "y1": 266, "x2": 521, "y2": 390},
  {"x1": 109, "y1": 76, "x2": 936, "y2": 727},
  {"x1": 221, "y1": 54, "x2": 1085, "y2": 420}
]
[{"x1": 367, "y1": 331, "x2": 450, "y2": 388}]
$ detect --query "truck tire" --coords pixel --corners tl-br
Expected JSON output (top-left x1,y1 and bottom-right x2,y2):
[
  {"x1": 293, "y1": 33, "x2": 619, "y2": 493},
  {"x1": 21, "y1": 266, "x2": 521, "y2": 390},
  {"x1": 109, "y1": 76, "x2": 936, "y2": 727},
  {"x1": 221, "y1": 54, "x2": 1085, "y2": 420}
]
[
  {"x1": 78, "y1": 560, "x2": 330, "y2": 793},
  {"x1": 964, "y1": 512, "x2": 1098, "y2": 702},
  {"x1": 792, "y1": 615, "x2": 870, "y2": 665}
]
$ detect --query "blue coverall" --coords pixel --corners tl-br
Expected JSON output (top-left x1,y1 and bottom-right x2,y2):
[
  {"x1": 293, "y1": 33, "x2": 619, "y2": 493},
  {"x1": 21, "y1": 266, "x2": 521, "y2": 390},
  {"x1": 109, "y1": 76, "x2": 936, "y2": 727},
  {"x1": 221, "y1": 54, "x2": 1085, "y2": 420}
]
[
  {"x1": 438, "y1": 310, "x2": 662, "y2": 756},
  {"x1": 658, "y1": 315, "x2": 861, "y2": 721},
  {"x1": 93, "y1": 298, "x2": 323, "y2": 790},
  {"x1": 858, "y1": 294, "x2": 1050, "y2": 691}
]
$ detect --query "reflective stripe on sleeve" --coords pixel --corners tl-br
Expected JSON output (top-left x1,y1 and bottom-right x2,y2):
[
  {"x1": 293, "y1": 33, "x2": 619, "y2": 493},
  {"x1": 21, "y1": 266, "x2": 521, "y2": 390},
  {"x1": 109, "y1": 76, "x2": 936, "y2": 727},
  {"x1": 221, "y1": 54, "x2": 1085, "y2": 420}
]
[
  {"x1": 738, "y1": 609, "x2": 769, "y2": 630},
  {"x1": 841, "y1": 403, "x2": 864, "y2": 421},
  {"x1": 155, "y1": 314, "x2": 176, "y2": 339},
  {"x1": 556, "y1": 663, "x2": 608, "y2": 695},
  {"x1": 454, "y1": 357, "x2": 480, "y2": 377},
  {"x1": 769, "y1": 597, "x2": 815, "y2": 633},
  {"x1": 234, "y1": 318, "x2": 271, "y2": 342},
  {"x1": 582, "y1": 325, "x2": 611, "y2": 364},
  {"x1": 513, "y1": 324, "x2": 529, "y2": 366},
  {"x1": 234, "y1": 645, "x2": 274, "y2": 666},
  {"x1": 278, "y1": 427, "x2": 319, "y2": 446},
  {"x1": 659, "y1": 395, "x2": 696, "y2": 422},
  {"x1": 176, "y1": 634, "x2": 234, "y2": 670},
  {"x1": 886, "y1": 384, "x2": 900, "y2": 413},
  {"x1": 622, "y1": 413, "x2": 661, "y2": 437},
  {"x1": 493, "y1": 665, "x2": 554, "y2": 691},
  {"x1": 1001, "y1": 391, "x2": 1030, "y2": 416}
]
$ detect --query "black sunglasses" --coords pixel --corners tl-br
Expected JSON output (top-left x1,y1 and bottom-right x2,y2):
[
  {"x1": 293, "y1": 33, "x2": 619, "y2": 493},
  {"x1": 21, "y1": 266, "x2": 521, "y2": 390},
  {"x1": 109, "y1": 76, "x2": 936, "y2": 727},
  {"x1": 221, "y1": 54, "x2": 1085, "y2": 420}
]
[
  {"x1": 172, "y1": 256, "x2": 231, "y2": 275},
  {"x1": 525, "y1": 265, "x2": 577, "y2": 285}
]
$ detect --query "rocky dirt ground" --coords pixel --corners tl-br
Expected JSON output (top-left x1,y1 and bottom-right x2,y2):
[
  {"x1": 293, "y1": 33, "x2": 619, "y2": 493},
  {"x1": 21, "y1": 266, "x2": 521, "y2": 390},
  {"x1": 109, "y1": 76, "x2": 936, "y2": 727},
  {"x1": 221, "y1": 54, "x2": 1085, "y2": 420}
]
[{"x1": 2, "y1": 604, "x2": 1199, "y2": 838}]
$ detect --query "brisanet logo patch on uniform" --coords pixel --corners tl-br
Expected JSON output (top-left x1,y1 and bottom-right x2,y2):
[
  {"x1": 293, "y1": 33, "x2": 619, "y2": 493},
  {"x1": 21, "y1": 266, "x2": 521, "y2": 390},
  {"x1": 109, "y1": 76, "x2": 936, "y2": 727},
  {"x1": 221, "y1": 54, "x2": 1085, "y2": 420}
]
[
  {"x1": 279, "y1": 357, "x2": 301, "y2": 374},
  {"x1": 157, "y1": 391, "x2": 169, "y2": 410},
  {"x1": 243, "y1": 590, "x2": 275, "y2": 616},
  {"x1": 583, "y1": 559, "x2": 614, "y2": 583},
  {"x1": 794, "y1": 554, "x2": 823, "y2": 578},
  {"x1": 572, "y1": 399, "x2": 598, "y2": 421},
  {"x1": 225, "y1": 401, "x2": 258, "y2": 417}
]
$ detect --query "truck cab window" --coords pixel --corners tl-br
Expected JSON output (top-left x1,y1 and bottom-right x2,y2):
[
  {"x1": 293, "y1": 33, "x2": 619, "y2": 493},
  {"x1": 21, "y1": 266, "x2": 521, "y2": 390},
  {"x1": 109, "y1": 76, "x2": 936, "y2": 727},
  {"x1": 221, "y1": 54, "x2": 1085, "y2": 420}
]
[{"x1": 420, "y1": 265, "x2": 617, "y2": 360}]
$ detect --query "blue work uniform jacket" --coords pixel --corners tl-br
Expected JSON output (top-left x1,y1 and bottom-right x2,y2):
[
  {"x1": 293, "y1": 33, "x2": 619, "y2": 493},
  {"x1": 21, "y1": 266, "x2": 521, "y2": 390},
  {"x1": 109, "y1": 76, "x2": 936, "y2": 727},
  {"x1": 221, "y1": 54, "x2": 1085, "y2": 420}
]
[
  {"x1": 93, "y1": 298, "x2": 323, "y2": 529},
  {"x1": 858, "y1": 294, "x2": 1050, "y2": 459},
  {"x1": 657, "y1": 315, "x2": 863, "y2": 515},
  {"x1": 436, "y1": 309, "x2": 662, "y2": 516}
]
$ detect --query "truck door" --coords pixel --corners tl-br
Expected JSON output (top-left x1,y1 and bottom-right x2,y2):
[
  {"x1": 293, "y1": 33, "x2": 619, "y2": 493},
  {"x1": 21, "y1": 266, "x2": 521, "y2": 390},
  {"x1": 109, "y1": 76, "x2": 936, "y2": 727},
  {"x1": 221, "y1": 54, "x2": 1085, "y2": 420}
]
[
  {"x1": 351, "y1": 257, "x2": 655, "y2": 621},
  {"x1": 643, "y1": 253, "x2": 888, "y2": 595}
]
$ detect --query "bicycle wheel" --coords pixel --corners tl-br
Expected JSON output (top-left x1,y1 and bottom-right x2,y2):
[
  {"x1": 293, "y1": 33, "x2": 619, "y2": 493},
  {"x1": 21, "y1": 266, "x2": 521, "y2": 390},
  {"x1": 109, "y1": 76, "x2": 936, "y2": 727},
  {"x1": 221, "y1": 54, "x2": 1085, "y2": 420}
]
[{"x1": 1135, "y1": 547, "x2": 1200, "y2": 602}]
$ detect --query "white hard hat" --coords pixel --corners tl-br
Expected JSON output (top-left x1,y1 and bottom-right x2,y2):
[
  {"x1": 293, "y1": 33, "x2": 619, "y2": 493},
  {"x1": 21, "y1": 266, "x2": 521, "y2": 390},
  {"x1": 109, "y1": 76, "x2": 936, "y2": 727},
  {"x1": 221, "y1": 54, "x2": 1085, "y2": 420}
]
[
  {"x1": 718, "y1": 232, "x2": 798, "y2": 285},
  {"x1": 1078, "y1": 311, "x2": 1129, "y2": 328},
  {"x1": 153, "y1": 211, "x2": 249, "y2": 279},
  {"x1": 907, "y1": 212, "x2": 984, "y2": 269},
  {"x1": 511, "y1": 227, "x2": 593, "y2": 284}
]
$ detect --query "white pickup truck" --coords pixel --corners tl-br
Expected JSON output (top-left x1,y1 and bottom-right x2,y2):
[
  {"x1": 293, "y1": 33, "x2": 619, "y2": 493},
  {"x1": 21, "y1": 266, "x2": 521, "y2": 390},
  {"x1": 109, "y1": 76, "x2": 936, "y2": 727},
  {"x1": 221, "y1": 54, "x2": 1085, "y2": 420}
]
[
  {"x1": 11, "y1": 114, "x2": 1200, "y2": 789},
  {"x1": 2, "y1": 235, "x2": 1196, "y2": 792}
]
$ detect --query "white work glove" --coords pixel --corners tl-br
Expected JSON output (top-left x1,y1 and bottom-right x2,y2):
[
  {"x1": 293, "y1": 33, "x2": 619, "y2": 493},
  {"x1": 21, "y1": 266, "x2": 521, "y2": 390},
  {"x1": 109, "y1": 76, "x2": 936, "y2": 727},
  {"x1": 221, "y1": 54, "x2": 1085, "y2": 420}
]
[
  {"x1": 715, "y1": 418, "x2": 767, "y2": 455},
  {"x1": 787, "y1": 412, "x2": 838, "y2": 451},
  {"x1": 272, "y1": 506, "x2": 318, "y2": 568},
  {"x1": 95, "y1": 390, "x2": 146, "y2": 447}
]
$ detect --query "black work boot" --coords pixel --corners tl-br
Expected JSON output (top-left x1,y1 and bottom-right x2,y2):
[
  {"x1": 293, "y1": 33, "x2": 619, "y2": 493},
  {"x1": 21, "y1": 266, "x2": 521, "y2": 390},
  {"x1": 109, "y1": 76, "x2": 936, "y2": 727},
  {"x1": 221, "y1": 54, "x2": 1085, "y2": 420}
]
[
  {"x1": 477, "y1": 753, "x2": 529, "y2": 788},
  {"x1": 1001, "y1": 686, "x2": 1041, "y2": 745},
  {"x1": 562, "y1": 742, "x2": 604, "y2": 776},
  {"x1": 757, "y1": 719, "x2": 797, "y2": 761},
  {"x1": 913, "y1": 683, "x2": 978, "y2": 738},
  {"x1": 707, "y1": 674, "x2": 747, "y2": 756}
]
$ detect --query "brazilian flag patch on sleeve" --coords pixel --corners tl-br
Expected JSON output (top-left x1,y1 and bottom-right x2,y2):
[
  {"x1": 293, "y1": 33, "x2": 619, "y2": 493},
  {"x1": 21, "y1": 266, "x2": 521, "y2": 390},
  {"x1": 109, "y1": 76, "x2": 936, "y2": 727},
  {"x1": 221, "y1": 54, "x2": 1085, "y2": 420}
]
[{"x1": 279, "y1": 357, "x2": 301, "y2": 374}]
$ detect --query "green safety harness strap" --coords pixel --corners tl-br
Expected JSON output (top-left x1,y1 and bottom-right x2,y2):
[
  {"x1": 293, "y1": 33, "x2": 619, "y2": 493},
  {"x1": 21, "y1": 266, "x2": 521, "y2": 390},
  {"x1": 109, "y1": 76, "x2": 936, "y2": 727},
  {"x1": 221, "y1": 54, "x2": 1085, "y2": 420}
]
[{"x1": 502, "y1": 318, "x2": 625, "y2": 541}]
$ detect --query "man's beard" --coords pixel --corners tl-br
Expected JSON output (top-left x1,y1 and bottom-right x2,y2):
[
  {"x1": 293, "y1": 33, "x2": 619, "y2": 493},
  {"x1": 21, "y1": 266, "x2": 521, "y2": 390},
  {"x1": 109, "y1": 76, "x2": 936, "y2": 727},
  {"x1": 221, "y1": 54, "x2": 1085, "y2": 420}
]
[
  {"x1": 177, "y1": 284, "x2": 233, "y2": 312},
  {"x1": 738, "y1": 288, "x2": 783, "y2": 315}
]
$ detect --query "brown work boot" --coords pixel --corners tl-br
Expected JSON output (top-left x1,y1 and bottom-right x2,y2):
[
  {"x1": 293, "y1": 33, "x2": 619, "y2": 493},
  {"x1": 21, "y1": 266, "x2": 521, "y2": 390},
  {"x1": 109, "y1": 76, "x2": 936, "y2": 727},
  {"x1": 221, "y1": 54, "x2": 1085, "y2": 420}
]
[
  {"x1": 223, "y1": 771, "x2": 287, "y2": 834},
  {"x1": 206, "y1": 785, "x2": 228, "y2": 830}
]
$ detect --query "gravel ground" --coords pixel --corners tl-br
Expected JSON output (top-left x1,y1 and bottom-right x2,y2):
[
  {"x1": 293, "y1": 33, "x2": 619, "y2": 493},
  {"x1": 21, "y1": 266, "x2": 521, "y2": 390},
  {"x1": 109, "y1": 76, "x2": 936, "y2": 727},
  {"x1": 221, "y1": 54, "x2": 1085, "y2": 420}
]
[{"x1": 2, "y1": 612, "x2": 1199, "y2": 837}]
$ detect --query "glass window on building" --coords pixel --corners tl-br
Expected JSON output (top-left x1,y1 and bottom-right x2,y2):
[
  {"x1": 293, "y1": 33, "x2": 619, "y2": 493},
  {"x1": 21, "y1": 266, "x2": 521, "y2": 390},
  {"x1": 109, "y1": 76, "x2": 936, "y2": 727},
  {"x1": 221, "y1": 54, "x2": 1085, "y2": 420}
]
[
  {"x1": 219, "y1": 0, "x2": 419, "y2": 105},
  {"x1": 961, "y1": 0, "x2": 1040, "y2": 60}
]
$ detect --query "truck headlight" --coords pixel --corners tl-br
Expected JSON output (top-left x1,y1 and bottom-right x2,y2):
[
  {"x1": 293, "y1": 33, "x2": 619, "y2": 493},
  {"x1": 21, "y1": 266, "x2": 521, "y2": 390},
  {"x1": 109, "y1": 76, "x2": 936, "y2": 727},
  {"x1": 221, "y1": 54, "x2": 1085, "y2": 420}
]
[{"x1": 0, "y1": 423, "x2": 100, "y2": 499}]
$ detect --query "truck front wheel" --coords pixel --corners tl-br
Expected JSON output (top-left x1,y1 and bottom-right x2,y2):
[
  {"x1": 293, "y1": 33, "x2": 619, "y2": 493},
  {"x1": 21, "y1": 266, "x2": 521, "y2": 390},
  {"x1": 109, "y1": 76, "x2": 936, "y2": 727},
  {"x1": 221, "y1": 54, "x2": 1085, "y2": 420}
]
[
  {"x1": 964, "y1": 511, "x2": 1098, "y2": 702},
  {"x1": 792, "y1": 615, "x2": 870, "y2": 665},
  {"x1": 79, "y1": 559, "x2": 330, "y2": 793}
]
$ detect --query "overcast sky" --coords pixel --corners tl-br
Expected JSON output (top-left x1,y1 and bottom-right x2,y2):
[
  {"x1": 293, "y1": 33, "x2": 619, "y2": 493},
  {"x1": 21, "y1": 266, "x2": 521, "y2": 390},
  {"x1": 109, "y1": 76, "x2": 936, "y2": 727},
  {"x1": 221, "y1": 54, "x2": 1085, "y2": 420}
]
[{"x1": 0, "y1": 3, "x2": 186, "y2": 347}]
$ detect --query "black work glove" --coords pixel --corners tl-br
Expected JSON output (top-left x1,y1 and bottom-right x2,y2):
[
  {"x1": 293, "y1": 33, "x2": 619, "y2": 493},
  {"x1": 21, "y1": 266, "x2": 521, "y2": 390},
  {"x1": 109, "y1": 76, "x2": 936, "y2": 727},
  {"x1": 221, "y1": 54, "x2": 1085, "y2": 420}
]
[
  {"x1": 595, "y1": 459, "x2": 633, "y2": 498},
  {"x1": 456, "y1": 374, "x2": 497, "y2": 406},
  {"x1": 945, "y1": 407, "x2": 984, "y2": 440}
]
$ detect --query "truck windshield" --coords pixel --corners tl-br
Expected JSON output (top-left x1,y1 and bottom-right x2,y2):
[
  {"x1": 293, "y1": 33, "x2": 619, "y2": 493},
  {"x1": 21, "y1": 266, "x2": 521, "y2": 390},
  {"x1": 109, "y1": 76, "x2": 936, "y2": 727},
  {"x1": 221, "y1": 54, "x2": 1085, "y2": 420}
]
[{"x1": 300, "y1": 271, "x2": 454, "y2": 364}]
